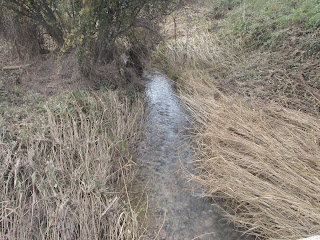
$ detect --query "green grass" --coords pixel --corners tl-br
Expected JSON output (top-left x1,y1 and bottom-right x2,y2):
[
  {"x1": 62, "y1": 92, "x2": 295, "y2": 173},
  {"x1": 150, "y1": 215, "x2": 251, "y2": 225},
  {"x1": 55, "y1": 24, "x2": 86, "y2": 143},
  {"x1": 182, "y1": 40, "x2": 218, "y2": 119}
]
[{"x1": 208, "y1": 0, "x2": 320, "y2": 50}]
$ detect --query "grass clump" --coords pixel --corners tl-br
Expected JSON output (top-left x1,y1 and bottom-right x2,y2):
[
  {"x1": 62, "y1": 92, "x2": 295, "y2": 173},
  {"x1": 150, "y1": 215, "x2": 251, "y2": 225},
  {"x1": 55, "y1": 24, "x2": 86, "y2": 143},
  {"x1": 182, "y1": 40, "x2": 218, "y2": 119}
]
[
  {"x1": 180, "y1": 75, "x2": 320, "y2": 239},
  {"x1": 0, "y1": 88, "x2": 144, "y2": 239}
]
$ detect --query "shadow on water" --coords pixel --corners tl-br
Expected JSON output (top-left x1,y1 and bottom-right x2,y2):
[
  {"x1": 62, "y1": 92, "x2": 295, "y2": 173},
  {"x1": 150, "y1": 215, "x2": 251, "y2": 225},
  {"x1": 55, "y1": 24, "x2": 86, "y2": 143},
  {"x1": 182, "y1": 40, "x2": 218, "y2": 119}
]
[{"x1": 135, "y1": 70, "x2": 252, "y2": 240}]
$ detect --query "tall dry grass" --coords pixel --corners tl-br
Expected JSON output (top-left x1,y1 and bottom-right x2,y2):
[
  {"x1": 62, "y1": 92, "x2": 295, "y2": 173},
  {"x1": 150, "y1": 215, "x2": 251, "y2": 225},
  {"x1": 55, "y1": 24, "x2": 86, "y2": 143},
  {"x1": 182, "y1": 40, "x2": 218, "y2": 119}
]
[
  {"x1": 0, "y1": 90, "x2": 144, "y2": 239},
  {"x1": 153, "y1": 3, "x2": 320, "y2": 239},
  {"x1": 155, "y1": 21, "x2": 320, "y2": 117},
  {"x1": 180, "y1": 73, "x2": 320, "y2": 239}
]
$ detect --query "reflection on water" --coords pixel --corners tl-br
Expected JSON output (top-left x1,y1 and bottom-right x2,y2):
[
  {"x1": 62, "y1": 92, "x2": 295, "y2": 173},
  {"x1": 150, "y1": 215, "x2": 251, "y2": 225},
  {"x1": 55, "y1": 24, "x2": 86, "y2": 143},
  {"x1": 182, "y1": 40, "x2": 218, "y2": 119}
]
[{"x1": 136, "y1": 71, "x2": 249, "y2": 240}]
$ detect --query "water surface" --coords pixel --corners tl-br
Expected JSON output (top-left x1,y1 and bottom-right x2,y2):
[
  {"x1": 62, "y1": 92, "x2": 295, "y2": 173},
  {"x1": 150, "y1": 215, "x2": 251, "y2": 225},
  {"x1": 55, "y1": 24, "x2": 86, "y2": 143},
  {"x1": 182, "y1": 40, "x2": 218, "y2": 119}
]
[{"x1": 136, "y1": 71, "x2": 249, "y2": 240}]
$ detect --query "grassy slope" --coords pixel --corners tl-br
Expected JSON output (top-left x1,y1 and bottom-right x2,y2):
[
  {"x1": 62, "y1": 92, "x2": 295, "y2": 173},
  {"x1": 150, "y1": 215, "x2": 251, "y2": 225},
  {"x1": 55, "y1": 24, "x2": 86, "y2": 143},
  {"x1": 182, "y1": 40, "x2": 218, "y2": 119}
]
[
  {"x1": 0, "y1": 56, "x2": 145, "y2": 239},
  {"x1": 154, "y1": 0, "x2": 320, "y2": 239}
]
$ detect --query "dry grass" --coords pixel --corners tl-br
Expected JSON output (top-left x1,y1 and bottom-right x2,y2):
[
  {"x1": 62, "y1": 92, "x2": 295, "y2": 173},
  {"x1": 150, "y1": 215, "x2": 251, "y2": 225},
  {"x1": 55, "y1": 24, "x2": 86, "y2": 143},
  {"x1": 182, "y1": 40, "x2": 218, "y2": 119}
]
[
  {"x1": 180, "y1": 73, "x2": 320, "y2": 239},
  {"x1": 155, "y1": 6, "x2": 320, "y2": 117},
  {"x1": 153, "y1": 1, "x2": 320, "y2": 239},
  {"x1": 0, "y1": 89, "x2": 145, "y2": 239}
]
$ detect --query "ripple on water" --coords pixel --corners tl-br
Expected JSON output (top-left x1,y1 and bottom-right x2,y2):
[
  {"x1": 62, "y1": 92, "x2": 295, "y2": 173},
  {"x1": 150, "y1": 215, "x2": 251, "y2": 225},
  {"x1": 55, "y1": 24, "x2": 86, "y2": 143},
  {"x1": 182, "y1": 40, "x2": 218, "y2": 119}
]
[{"x1": 135, "y1": 71, "x2": 252, "y2": 240}]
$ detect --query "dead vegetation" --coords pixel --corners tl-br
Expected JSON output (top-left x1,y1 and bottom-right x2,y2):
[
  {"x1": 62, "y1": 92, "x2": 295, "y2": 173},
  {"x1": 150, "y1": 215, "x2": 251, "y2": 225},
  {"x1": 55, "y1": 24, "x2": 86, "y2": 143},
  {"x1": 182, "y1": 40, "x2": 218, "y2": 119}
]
[
  {"x1": 153, "y1": 1, "x2": 320, "y2": 239},
  {"x1": 0, "y1": 0, "x2": 182, "y2": 238},
  {"x1": 156, "y1": 27, "x2": 320, "y2": 117},
  {"x1": 0, "y1": 88, "x2": 145, "y2": 239},
  {"x1": 0, "y1": 33, "x2": 146, "y2": 238},
  {"x1": 0, "y1": 48, "x2": 145, "y2": 98},
  {"x1": 0, "y1": 3, "x2": 155, "y2": 238},
  {"x1": 180, "y1": 74, "x2": 320, "y2": 239}
]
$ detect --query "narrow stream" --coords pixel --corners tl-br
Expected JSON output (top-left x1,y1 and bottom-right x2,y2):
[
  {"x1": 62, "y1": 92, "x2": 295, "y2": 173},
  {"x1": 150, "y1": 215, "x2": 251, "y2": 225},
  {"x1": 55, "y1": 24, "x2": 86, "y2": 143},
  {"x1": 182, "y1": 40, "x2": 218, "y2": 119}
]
[{"x1": 136, "y1": 71, "x2": 248, "y2": 240}]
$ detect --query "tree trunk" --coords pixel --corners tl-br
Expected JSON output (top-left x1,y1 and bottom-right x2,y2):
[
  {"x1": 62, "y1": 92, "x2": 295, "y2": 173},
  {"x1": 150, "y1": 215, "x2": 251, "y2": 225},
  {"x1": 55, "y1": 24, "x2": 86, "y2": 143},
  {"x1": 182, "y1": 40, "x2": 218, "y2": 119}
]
[{"x1": 44, "y1": 22, "x2": 64, "y2": 47}]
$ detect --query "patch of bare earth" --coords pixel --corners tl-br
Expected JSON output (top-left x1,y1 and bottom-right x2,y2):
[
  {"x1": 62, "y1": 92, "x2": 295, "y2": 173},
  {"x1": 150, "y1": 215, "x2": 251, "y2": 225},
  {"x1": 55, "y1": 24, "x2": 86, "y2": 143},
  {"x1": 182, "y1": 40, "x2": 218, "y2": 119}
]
[{"x1": 1, "y1": 53, "x2": 92, "y2": 97}]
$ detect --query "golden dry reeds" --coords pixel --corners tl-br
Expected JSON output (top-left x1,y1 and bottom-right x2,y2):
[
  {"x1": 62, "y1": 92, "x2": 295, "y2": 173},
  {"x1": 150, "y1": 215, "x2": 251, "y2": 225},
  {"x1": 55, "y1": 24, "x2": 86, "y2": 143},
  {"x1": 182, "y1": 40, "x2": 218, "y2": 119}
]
[
  {"x1": 180, "y1": 73, "x2": 320, "y2": 239},
  {"x1": 0, "y1": 90, "x2": 144, "y2": 239}
]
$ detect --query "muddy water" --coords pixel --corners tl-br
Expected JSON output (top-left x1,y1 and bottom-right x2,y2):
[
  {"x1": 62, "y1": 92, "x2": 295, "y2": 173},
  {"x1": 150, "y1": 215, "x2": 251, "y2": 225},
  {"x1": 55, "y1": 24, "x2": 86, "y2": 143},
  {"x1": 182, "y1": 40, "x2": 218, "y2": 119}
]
[{"x1": 136, "y1": 71, "x2": 248, "y2": 240}]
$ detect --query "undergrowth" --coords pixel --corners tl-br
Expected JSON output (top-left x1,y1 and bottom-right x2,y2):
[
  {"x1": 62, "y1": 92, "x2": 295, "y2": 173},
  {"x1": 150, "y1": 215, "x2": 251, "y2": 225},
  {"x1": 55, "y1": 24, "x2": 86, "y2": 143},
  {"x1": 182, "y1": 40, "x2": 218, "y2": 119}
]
[{"x1": 0, "y1": 84, "x2": 145, "y2": 239}]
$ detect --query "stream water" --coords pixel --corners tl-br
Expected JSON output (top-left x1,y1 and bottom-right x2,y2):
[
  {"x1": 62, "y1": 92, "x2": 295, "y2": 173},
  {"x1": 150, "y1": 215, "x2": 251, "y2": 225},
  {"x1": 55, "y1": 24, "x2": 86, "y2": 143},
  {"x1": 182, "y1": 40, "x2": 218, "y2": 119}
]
[{"x1": 135, "y1": 71, "x2": 249, "y2": 240}]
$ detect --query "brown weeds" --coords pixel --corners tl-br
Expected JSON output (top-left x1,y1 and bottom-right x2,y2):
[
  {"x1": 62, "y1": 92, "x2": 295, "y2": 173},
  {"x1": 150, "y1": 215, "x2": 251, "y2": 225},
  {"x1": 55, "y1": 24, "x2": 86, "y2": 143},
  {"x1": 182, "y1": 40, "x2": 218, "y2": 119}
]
[
  {"x1": 0, "y1": 90, "x2": 144, "y2": 239},
  {"x1": 181, "y1": 77, "x2": 320, "y2": 239},
  {"x1": 154, "y1": 3, "x2": 320, "y2": 239},
  {"x1": 156, "y1": 21, "x2": 320, "y2": 117},
  {"x1": 165, "y1": 39, "x2": 320, "y2": 239}
]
